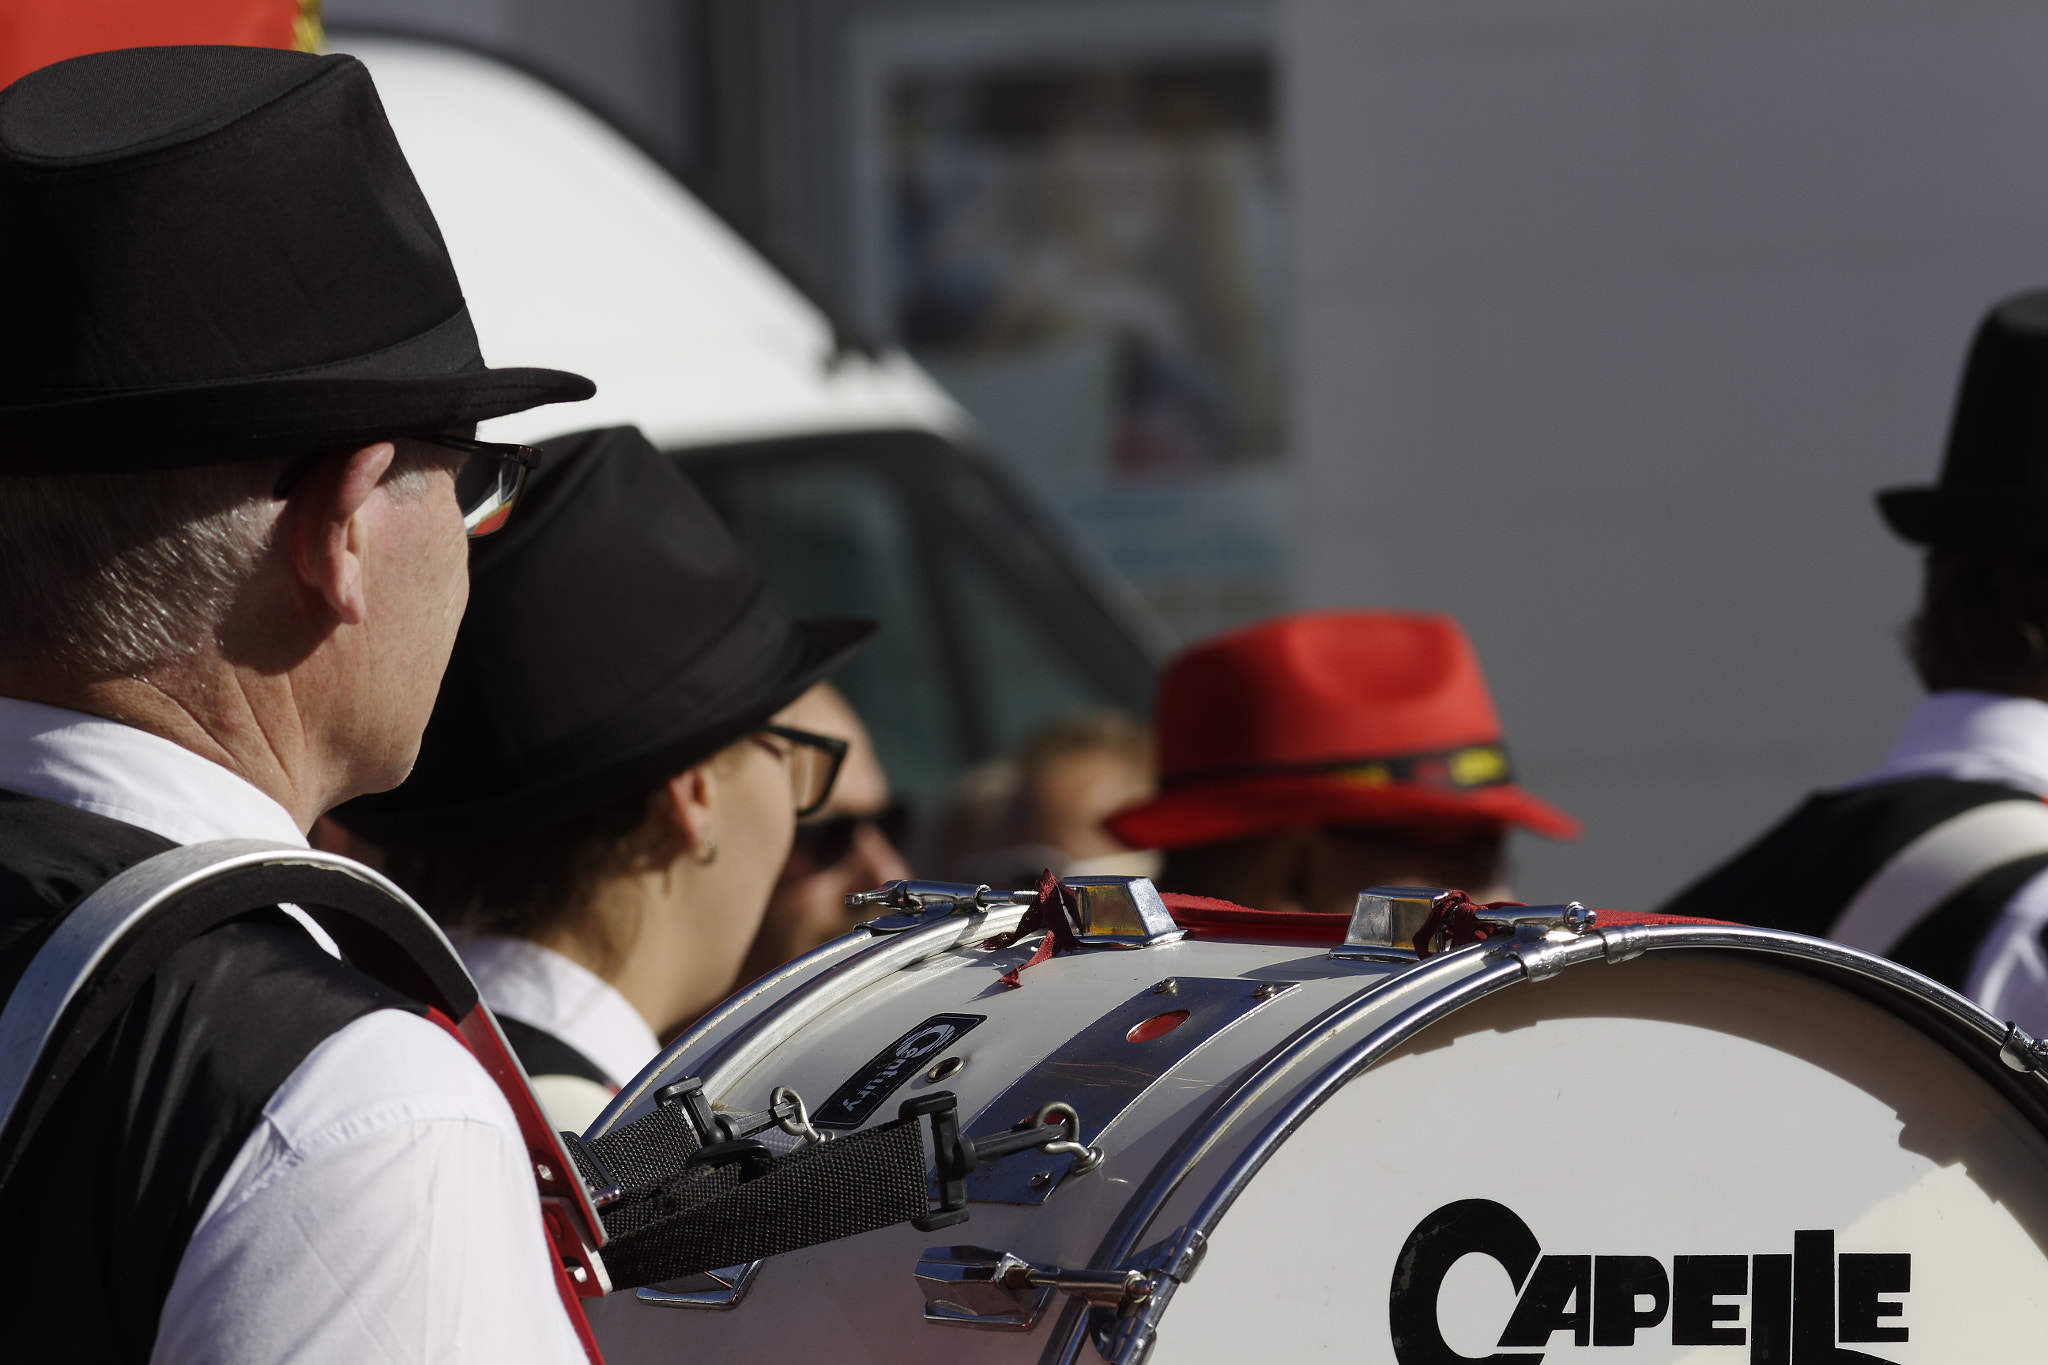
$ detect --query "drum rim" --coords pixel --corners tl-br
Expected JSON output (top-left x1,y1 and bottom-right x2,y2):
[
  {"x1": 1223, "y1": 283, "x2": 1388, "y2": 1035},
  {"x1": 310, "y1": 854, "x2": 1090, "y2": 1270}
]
[
  {"x1": 1044, "y1": 923, "x2": 2048, "y2": 1365},
  {"x1": 589, "y1": 901, "x2": 1034, "y2": 1137}
]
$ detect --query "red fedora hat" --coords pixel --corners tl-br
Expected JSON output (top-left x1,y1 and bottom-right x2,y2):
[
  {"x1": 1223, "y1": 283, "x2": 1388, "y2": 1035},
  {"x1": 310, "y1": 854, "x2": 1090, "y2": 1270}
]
[{"x1": 1105, "y1": 610, "x2": 1579, "y2": 850}]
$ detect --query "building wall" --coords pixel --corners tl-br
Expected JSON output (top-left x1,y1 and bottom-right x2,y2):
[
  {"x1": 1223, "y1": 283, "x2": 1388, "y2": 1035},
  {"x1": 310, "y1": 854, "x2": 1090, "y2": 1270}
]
[{"x1": 1283, "y1": 0, "x2": 2048, "y2": 908}]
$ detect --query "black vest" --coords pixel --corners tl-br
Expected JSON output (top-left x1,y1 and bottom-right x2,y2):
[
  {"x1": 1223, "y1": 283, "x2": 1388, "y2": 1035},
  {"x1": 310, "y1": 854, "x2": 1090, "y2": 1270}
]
[
  {"x1": 1659, "y1": 777, "x2": 2048, "y2": 991},
  {"x1": 0, "y1": 789, "x2": 417, "y2": 1363}
]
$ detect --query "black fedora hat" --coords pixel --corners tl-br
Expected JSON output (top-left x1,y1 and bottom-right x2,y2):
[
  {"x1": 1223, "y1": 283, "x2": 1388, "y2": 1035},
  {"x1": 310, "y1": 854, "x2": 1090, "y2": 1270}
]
[
  {"x1": 0, "y1": 45, "x2": 593, "y2": 473},
  {"x1": 334, "y1": 426, "x2": 874, "y2": 847},
  {"x1": 1879, "y1": 290, "x2": 2048, "y2": 548}
]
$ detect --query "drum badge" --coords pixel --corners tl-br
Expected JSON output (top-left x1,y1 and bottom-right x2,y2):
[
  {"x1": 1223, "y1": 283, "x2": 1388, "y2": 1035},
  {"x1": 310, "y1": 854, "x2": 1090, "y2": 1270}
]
[
  {"x1": 813, "y1": 1013, "x2": 986, "y2": 1129},
  {"x1": 1390, "y1": 1199, "x2": 1911, "y2": 1364}
]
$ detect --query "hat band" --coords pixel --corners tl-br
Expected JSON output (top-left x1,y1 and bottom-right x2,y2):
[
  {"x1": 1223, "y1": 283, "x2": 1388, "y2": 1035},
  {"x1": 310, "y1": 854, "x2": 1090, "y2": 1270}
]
[{"x1": 1161, "y1": 742, "x2": 1514, "y2": 795}]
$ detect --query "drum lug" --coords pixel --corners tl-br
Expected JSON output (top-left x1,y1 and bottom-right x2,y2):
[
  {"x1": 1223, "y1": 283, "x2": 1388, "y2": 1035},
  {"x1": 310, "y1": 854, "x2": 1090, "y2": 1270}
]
[
  {"x1": 1337, "y1": 887, "x2": 1597, "y2": 961},
  {"x1": 1084, "y1": 1230, "x2": 1206, "y2": 1363},
  {"x1": 846, "y1": 880, "x2": 1034, "y2": 932},
  {"x1": 1487, "y1": 921, "x2": 1606, "y2": 982},
  {"x1": 1598, "y1": 923, "x2": 1653, "y2": 964},
  {"x1": 915, "y1": 1245, "x2": 1164, "y2": 1331},
  {"x1": 846, "y1": 876, "x2": 1183, "y2": 946},
  {"x1": 1999, "y1": 1022, "x2": 2048, "y2": 1074},
  {"x1": 1062, "y1": 877, "x2": 1186, "y2": 947}
]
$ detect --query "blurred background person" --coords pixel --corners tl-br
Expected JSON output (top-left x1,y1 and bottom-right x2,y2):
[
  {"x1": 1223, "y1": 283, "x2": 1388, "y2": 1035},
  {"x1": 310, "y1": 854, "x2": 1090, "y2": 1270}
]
[
  {"x1": 922, "y1": 708, "x2": 1158, "y2": 890},
  {"x1": 1662, "y1": 293, "x2": 2048, "y2": 1029},
  {"x1": 729, "y1": 681, "x2": 911, "y2": 988},
  {"x1": 1104, "y1": 611, "x2": 1579, "y2": 914},
  {"x1": 336, "y1": 427, "x2": 871, "y2": 1129}
]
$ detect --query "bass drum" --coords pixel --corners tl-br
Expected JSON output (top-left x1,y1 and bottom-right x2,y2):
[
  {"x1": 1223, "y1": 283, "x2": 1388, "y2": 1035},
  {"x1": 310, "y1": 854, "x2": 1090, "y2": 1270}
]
[{"x1": 584, "y1": 883, "x2": 2048, "y2": 1364}]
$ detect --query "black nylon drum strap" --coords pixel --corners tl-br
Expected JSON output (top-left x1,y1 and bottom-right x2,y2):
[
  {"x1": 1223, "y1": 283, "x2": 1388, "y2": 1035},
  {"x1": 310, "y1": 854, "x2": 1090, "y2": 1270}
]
[
  {"x1": 566, "y1": 1083, "x2": 1087, "y2": 1288},
  {"x1": 568, "y1": 1102, "x2": 934, "y2": 1288}
]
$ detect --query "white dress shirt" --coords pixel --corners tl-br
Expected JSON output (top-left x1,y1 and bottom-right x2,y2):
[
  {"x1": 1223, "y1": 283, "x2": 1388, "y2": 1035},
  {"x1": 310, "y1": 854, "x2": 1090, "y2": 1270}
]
[
  {"x1": 1851, "y1": 690, "x2": 2048, "y2": 1033},
  {"x1": 460, "y1": 934, "x2": 659, "y2": 1132},
  {"x1": 0, "y1": 698, "x2": 585, "y2": 1365}
]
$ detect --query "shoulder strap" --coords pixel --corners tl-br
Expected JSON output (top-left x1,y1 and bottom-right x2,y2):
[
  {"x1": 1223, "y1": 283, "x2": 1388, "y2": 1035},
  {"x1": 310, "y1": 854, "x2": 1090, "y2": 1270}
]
[
  {"x1": 1889, "y1": 850, "x2": 2048, "y2": 992},
  {"x1": 0, "y1": 840, "x2": 610, "y2": 1360},
  {"x1": 1829, "y1": 799, "x2": 2048, "y2": 956},
  {"x1": 499, "y1": 1014, "x2": 615, "y2": 1088}
]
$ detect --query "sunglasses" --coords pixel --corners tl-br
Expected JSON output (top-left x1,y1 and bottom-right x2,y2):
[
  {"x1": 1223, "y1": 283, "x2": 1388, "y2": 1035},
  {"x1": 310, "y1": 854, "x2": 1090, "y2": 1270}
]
[
  {"x1": 790, "y1": 798, "x2": 912, "y2": 868},
  {"x1": 272, "y1": 433, "x2": 544, "y2": 539},
  {"x1": 759, "y1": 724, "x2": 850, "y2": 818}
]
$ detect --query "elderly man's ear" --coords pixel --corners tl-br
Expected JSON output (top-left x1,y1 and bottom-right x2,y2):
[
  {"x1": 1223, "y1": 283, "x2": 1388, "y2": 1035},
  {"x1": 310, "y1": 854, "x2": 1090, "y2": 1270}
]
[{"x1": 283, "y1": 441, "x2": 399, "y2": 627}]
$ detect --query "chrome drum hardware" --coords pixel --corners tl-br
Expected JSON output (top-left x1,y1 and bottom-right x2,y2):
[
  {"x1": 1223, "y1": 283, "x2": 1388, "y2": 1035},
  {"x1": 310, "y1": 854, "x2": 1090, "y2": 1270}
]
[{"x1": 585, "y1": 880, "x2": 2048, "y2": 1365}]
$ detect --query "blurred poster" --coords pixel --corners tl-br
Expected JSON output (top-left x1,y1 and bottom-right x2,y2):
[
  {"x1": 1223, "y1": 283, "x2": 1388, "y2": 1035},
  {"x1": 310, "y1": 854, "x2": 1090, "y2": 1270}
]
[{"x1": 863, "y1": 47, "x2": 1288, "y2": 643}]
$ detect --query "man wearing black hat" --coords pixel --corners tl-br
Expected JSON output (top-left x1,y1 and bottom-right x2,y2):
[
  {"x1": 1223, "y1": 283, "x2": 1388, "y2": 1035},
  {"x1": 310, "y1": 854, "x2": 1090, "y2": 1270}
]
[
  {"x1": 1664, "y1": 290, "x2": 2048, "y2": 1031},
  {"x1": 0, "y1": 46, "x2": 594, "y2": 1362}
]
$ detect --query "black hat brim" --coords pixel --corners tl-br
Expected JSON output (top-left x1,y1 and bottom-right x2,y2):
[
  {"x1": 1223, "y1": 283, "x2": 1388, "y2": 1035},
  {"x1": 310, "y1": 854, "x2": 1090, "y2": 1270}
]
[
  {"x1": 338, "y1": 615, "x2": 875, "y2": 849},
  {"x1": 0, "y1": 366, "x2": 596, "y2": 473},
  {"x1": 1877, "y1": 485, "x2": 2048, "y2": 549}
]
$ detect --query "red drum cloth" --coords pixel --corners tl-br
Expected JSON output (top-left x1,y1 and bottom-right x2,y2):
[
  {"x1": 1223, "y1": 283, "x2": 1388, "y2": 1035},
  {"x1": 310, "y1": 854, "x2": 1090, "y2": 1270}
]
[
  {"x1": 0, "y1": 1, "x2": 314, "y2": 90},
  {"x1": 1161, "y1": 891, "x2": 1729, "y2": 952}
]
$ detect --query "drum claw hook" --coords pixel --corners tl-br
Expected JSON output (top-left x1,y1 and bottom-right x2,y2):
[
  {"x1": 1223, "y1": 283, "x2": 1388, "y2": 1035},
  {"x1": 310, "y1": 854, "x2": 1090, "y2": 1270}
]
[
  {"x1": 770, "y1": 1086, "x2": 831, "y2": 1146},
  {"x1": 1033, "y1": 1101, "x2": 1103, "y2": 1174}
]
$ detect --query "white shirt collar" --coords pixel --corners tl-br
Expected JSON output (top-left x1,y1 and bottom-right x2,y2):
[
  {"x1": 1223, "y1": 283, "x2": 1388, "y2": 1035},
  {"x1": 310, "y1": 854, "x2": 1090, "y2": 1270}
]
[
  {"x1": 1856, "y1": 690, "x2": 2048, "y2": 796},
  {"x1": 0, "y1": 696, "x2": 306, "y2": 847},
  {"x1": 456, "y1": 934, "x2": 659, "y2": 1089}
]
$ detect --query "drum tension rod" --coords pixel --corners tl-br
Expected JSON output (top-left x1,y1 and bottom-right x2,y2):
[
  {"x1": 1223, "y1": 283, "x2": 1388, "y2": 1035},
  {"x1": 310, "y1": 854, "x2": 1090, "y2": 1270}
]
[
  {"x1": 916, "y1": 1245, "x2": 1157, "y2": 1322},
  {"x1": 900, "y1": 1093, "x2": 1104, "y2": 1231}
]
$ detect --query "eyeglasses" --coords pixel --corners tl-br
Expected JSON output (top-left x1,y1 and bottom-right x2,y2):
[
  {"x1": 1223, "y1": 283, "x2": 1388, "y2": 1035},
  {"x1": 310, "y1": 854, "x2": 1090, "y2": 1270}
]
[
  {"x1": 271, "y1": 433, "x2": 544, "y2": 539},
  {"x1": 759, "y1": 724, "x2": 850, "y2": 818},
  {"x1": 790, "y1": 798, "x2": 912, "y2": 868}
]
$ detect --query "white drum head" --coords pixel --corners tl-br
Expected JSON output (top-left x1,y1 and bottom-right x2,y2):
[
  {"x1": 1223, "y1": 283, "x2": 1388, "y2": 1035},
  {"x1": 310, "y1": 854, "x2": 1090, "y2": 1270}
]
[{"x1": 1162, "y1": 951, "x2": 2048, "y2": 1363}]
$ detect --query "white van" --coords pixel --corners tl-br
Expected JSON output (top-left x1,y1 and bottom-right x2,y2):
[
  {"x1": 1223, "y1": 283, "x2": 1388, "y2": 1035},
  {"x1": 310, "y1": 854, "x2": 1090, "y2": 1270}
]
[{"x1": 334, "y1": 32, "x2": 1165, "y2": 807}]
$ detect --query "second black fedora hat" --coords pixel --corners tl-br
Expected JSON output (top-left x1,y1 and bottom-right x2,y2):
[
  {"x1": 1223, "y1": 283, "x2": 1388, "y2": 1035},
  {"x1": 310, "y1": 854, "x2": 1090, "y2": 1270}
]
[
  {"x1": 1880, "y1": 290, "x2": 2048, "y2": 549},
  {"x1": 0, "y1": 45, "x2": 593, "y2": 472},
  {"x1": 334, "y1": 426, "x2": 874, "y2": 847}
]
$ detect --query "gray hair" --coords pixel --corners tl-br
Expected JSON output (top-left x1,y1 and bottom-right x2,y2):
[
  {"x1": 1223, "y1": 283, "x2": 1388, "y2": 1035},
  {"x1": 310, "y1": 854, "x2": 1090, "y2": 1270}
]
[
  {"x1": 0, "y1": 462, "x2": 287, "y2": 679},
  {"x1": 0, "y1": 446, "x2": 445, "y2": 681}
]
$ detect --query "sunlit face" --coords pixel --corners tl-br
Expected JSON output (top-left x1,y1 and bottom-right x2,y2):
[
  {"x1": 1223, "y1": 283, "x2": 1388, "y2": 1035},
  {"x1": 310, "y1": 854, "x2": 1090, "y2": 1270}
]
[
  {"x1": 348, "y1": 442, "x2": 471, "y2": 795},
  {"x1": 677, "y1": 710, "x2": 806, "y2": 1009},
  {"x1": 735, "y1": 684, "x2": 911, "y2": 986}
]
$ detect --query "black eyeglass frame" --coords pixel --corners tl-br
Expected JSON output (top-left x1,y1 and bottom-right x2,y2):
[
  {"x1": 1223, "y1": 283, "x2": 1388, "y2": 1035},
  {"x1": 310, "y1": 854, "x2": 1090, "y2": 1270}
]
[
  {"x1": 761, "y1": 723, "x2": 851, "y2": 818},
  {"x1": 790, "y1": 797, "x2": 912, "y2": 868},
  {"x1": 271, "y1": 433, "x2": 546, "y2": 539}
]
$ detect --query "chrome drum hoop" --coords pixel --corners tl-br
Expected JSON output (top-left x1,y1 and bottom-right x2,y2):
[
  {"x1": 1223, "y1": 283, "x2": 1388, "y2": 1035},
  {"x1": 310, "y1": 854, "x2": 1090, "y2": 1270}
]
[
  {"x1": 590, "y1": 901, "x2": 1031, "y2": 1138},
  {"x1": 1046, "y1": 923, "x2": 2048, "y2": 1365}
]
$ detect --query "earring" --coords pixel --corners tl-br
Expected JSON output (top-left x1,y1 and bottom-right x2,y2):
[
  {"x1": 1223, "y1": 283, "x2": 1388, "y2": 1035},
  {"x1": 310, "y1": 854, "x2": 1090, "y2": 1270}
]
[{"x1": 697, "y1": 835, "x2": 719, "y2": 866}]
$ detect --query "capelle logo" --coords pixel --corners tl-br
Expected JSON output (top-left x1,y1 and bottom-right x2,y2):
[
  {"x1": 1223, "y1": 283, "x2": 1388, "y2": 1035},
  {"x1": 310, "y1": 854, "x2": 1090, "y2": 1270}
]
[{"x1": 1389, "y1": 1200, "x2": 1910, "y2": 1364}]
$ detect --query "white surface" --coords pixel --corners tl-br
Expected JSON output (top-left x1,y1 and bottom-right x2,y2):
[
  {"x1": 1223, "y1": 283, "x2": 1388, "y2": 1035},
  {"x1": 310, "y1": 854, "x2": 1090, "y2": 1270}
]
[
  {"x1": 1831, "y1": 799, "x2": 2048, "y2": 955},
  {"x1": 1859, "y1": 690, "x2": 2048, "y2": 794},
  {"x1": 589, "y1": 916, "x2": 2048, "y2": 1363},
  {"x1": 0, "y1": 696, "x2": 306, "y2": 850},
  {"x1": 458, "y1": 934, "x2": 657, "y2": 1089},
  {"x1": 1832, "y1": 690, "x2": 2048, "y2": 1037},
  {"x1": 153, "y1": 1012, "x2": 587, "y2": 1365},
  {"x1": 1281, "y1": 0, "x2": 2048, "y2": 911},
  {"x1": 1167, "y1": 953, "x2": 2048, "y2": 1363},
  {"x1": 0, "y1": 704, "x2": 581, "y2": 1364},
  {"x1": 339, "y1": 37, "x2": 970, "y2": 452}
]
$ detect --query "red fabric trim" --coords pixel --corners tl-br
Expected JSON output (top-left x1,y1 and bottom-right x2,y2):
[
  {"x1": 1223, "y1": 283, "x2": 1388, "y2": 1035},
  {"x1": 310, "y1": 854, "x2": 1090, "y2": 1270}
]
[
  {"x1": 988, "y1": 869, "x2": 1083, "y2": 988},
  {"x1": 426, "y1": 1008, "x2": 605, "y2": 1363},
  {"x1": 1160, "y1": 892, "x2": 1730, "y2": 947}
]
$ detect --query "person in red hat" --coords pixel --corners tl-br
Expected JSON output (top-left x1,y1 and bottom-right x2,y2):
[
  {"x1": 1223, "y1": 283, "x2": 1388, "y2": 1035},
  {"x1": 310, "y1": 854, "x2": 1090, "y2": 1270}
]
[{"x1": 1105, "y1": 610, "x2": 1579, "y2": 913}]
